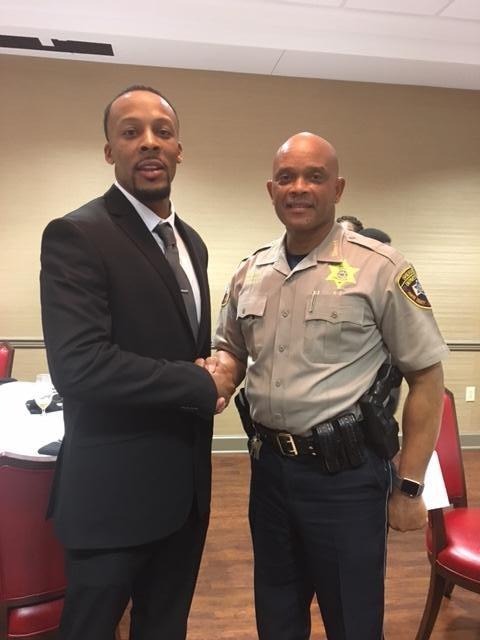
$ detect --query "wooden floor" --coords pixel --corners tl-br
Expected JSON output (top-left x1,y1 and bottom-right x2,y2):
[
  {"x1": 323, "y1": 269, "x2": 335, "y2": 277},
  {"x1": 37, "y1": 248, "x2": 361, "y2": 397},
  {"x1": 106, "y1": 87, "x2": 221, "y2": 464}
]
[{"x1": 119, "y1": 451, "x2": 480, "y2": 639}]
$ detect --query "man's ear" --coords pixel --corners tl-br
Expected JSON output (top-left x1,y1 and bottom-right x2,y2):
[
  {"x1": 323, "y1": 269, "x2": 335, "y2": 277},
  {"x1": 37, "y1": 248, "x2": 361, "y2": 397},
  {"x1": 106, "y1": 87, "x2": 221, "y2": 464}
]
[
  {"x1": 176, "y1": 141, "x2": 183, "y2": 164},
  {"x1": 335, "y1": 177, "x2": 346, "y2": 203},
  {"x1": 266, "y1": 180, "x2": 273, "y2": 200},
  {"x1": 104, "y1": 143, "x2": 114, "y2": 166}
]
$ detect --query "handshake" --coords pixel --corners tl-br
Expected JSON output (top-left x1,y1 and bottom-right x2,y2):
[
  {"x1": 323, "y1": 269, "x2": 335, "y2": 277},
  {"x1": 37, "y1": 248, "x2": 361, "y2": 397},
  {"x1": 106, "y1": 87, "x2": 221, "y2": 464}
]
[{"x1": 195, "y1": 351, "x2": 244, "y2": 414}]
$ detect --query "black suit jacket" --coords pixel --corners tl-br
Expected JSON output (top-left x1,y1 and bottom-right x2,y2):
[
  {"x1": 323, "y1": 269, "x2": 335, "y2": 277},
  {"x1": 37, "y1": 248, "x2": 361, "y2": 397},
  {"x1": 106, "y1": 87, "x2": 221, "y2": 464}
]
[{"x1": 40, "y1": 185, "x2": 217, "y2": 549}]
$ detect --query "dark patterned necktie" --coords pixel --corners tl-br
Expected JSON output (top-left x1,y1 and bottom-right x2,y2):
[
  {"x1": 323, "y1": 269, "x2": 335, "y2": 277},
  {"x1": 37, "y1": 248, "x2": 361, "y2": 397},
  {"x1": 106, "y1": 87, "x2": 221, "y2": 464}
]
[{"x1": 154, "y1": 223, "x2": 199, "y2": 338}]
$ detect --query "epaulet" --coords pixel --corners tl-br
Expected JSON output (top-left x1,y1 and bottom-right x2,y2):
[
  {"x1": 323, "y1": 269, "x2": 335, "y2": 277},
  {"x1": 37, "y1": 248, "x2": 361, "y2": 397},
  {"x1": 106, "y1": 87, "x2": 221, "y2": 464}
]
[
  {"x1": 240, "y1": 242, "x2": 274, "y2": 263},
  {"x1": 345, "y1": 232, "x2": 403, "y2": 266}
]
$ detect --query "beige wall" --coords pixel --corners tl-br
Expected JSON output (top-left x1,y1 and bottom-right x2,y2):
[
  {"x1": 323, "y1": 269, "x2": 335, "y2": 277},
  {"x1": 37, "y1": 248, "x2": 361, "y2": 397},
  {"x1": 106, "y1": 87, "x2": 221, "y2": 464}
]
[{"x1": 1, "y1": 54, "x2": 479, "y2": 437}]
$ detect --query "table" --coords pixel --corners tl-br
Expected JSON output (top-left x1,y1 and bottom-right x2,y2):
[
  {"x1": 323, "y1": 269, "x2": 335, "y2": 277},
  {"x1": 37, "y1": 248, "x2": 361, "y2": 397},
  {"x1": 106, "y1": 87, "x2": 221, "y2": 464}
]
[{"x1": 0, "y1": 381, "x2": 64, "y2": 460}]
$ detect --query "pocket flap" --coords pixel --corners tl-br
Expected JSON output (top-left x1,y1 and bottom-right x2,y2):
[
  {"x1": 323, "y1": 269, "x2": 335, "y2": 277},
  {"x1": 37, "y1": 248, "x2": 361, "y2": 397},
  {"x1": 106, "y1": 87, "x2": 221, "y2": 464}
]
[
  {"x1": 237, "y1": 294, "x2": 267, "y2": 319},
  {"x1": 305, "y1": 297, "x2": 363, "y2": 324}
]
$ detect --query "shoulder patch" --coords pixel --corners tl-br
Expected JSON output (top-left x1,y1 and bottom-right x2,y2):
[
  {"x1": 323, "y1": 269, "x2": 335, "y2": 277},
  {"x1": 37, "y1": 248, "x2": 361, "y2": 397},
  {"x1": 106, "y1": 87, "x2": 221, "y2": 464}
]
[{"x1": 397, "y1": 266, "x2": 431, "y2": 309}]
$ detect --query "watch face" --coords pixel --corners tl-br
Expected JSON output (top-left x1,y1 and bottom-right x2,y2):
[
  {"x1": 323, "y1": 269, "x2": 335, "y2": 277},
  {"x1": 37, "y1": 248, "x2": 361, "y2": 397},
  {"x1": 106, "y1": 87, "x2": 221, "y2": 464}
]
[{"x1": 400, "y1": 478, "x2": 423, "y2": 497}]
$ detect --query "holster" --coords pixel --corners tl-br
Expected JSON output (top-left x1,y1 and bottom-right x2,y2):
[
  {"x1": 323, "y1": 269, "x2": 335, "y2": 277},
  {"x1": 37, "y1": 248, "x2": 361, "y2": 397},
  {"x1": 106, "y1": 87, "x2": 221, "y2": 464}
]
[
  {"x1": 234, "y1": 388, "x2": 255, "y2": 438},
  {"x1": 359, "y1": 362, "x2": 403, "y2": 460}
]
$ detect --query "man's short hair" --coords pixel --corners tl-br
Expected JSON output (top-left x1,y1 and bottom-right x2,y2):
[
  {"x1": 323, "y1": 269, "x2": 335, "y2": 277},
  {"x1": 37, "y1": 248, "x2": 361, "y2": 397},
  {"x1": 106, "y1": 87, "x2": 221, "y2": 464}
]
[
  {"x1": 336, "y1": 215, "x2": 364, "y2": 232},
  {"x1": 103, "y1": 85, "x2": 180, "y2": 140},
  {"x1": 358, "y1": 228, "x2": 392, "y2": 244}
]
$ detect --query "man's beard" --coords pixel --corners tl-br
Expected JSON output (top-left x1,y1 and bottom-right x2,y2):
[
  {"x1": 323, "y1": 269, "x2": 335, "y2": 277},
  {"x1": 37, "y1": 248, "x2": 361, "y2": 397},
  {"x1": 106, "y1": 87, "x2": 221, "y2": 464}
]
[{"x1": 133, "y1": 183, "x2": 171, "y2": 204}]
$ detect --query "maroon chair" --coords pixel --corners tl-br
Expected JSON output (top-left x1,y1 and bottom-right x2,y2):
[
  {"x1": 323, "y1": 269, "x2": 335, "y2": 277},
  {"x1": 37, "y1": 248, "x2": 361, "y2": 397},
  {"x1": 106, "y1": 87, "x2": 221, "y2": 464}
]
[
  {"x1": 0, "y1": 455, "x2": 65, "y2": 639},
  {"x1": 0, "y1": 343, "x2": 14, "y2": 378},
  {"x1": 415, "y1": 388, "x2": 480, "y2": 640}
]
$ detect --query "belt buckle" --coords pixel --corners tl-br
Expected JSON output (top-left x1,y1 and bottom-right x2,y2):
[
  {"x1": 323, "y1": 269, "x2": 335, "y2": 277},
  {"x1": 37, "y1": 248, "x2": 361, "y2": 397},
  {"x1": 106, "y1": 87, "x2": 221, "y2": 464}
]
[{"x1": 276, "y1": 432, "x2": 298, "y2": 456}]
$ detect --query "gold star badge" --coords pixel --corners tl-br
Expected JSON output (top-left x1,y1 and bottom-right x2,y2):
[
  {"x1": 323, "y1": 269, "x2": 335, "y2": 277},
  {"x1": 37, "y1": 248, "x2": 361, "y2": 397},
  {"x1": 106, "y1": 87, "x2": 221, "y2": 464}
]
[{"x1": 326, "y1": 260, "x2": 359, "y2": 289}]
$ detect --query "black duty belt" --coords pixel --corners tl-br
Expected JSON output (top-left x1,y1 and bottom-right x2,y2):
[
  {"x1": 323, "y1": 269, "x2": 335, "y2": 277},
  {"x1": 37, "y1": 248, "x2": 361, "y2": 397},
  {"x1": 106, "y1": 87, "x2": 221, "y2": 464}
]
[
  {"x1": 253, "y1": 413, "x2": 366, "y2": 472},
  {"x1": 254, "y1": 423, "x2": 316, "y2": 456}
]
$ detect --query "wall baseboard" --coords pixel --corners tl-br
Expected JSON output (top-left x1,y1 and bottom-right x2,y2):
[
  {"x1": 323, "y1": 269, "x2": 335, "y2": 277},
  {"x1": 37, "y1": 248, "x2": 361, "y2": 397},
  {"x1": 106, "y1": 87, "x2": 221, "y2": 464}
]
[
  {"x1": 3, "y1": 339, "x2": 480, "y2": 351},
  {"x1": 213, "y1": 435, "x2": 249, "y2": 453},
  {"x1": 212, "y1": 434, "x2": 480, "y2": 453}
]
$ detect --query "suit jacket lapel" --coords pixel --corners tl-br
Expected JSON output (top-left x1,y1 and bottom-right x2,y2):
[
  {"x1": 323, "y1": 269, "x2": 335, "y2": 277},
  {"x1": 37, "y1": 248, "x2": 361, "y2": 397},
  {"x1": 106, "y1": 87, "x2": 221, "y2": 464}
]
[{"x1": 103, "y1": 185, "x2": 195, "y2": 344}]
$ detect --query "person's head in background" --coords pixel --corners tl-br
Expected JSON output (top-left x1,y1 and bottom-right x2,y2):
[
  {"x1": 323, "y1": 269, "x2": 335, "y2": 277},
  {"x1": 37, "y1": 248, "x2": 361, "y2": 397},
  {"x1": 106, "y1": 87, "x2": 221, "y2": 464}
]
[
  {"x1": 336, "y1": 215, "x2": 364, "y2": 232},
  {"x1": 358, "y1": 228, "x2": 392, "y2": 244}
]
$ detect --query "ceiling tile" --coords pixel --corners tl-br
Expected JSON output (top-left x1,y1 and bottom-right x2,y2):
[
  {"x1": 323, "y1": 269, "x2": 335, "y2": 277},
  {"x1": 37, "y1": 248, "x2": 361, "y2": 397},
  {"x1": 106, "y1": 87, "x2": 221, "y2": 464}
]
[
  {"x1": 250, "y1": 0, "x2": 343, "y2": 5},
  {"x1": 345, "y1": 0, "x2": 449, "y2": 15},
  {"x1": 259, "y1": 0, "x2": 343, "y2": 5},
  {"x1": 285, "y1": 0, "x2": 343, "y2": 5},
  {"x1": 274, "y1": 48, "x2": 480, "y2": 89},
  {"x1": 441, "y1": 0, "x2": 480, "y2": 19}
]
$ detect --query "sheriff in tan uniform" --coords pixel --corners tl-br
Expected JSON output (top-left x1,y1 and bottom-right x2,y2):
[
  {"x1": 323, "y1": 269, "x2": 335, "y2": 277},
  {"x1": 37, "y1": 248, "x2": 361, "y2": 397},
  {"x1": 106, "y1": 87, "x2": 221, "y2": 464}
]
[
  {"x1": 211, "y1": 132, "x2": 447, "y2": 640},
  {"x1": 215, "y1": 223, "x2": 448, "y2": 435}
]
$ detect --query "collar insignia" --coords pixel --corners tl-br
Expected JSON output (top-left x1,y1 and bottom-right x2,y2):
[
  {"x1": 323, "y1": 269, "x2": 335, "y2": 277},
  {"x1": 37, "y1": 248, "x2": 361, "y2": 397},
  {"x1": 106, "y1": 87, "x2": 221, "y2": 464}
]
[{"x1": 326, "y1": 260, "x2": 359, "y2": 289}]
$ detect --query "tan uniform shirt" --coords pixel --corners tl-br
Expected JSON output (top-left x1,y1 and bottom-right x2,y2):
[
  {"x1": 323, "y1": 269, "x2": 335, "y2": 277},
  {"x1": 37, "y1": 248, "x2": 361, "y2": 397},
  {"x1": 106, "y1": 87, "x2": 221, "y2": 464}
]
[{"x1": 214, "y1": 223, "x2": 449, "y2": 435}]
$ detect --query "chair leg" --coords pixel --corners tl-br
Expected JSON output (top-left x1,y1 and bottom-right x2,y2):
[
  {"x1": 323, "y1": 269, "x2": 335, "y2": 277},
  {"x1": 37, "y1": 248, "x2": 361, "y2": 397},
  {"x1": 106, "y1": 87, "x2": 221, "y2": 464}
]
[
  {"x1": 444, "y1": 580, "x2": 455, "y2": 599},
  {"x1": 415, "y1": 568, "x2": 448, "y2": 640},
  {"x1": 0, "y1": 602, "x2": 7, "y2": 640}
]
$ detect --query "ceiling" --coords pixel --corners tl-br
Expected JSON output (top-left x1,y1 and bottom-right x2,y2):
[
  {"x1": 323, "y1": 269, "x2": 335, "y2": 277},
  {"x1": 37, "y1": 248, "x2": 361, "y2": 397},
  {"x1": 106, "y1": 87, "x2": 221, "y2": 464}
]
[{"x1": 1, "y1": 0, "x2": 480, "y2": 90}]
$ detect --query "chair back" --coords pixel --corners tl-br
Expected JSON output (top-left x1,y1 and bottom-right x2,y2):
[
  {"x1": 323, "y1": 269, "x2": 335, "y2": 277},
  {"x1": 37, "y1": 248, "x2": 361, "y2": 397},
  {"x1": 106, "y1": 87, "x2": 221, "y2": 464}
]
[
  {"x1": 0, "y1": 343, "x2": 14, "y2": 378},
  {"x1": 435, "y1": 389, "x2": 467, "y2": 508},
  {"x1": 0, "y1": 455, "x2": 66, "y2": 608}
]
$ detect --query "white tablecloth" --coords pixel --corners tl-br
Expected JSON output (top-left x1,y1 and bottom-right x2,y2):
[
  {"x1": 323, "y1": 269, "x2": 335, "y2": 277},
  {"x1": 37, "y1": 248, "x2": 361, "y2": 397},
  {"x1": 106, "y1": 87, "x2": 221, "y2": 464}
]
[{"x1": 0, "y1": 381, "x2": 64, "y2": 460}]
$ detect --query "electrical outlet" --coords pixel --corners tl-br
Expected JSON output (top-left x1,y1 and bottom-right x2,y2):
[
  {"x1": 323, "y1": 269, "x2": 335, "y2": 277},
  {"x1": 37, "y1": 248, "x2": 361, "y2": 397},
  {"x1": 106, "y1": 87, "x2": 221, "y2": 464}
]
[{"x1": 465, "y1": 386, "x2": 476, "y2": 402}]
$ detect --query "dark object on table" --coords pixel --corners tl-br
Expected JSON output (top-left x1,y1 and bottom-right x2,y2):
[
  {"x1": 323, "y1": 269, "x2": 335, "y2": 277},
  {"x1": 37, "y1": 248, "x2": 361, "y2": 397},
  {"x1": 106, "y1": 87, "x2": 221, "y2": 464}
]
[
  {"x1": 38, "y1": 440, "x2": 63, "y2": 456},
  {"x1": 26, "y1": 393, "x2": 63, "y2": 414},
  {"x1": 0, "y1": 377, "x2": 17, "y2": 385}
]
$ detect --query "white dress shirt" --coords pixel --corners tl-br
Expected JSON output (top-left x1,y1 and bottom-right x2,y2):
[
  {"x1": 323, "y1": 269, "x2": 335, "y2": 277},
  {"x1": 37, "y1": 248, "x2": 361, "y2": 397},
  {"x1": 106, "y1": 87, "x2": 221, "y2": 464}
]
[{"x1": 115, "y1": 181, "x2": 201, "y2": 322}]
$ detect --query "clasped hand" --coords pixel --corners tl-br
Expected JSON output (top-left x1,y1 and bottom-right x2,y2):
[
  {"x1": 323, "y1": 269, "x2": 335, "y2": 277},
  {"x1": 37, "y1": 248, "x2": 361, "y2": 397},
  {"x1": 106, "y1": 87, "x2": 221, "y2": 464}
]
[{"x1": 195, "y1": 356, "x2": 236, "y2": 414}]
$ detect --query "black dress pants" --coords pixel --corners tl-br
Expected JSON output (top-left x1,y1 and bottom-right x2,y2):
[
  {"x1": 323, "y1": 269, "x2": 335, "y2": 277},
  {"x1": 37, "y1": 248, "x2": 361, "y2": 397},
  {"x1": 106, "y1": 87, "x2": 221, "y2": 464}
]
[
  {"x1": 249, "y1": 443, "x2": 390, "y2": 640},
  {"x1": 59, "y1": 509, "x2": 209, "y2": 640}
]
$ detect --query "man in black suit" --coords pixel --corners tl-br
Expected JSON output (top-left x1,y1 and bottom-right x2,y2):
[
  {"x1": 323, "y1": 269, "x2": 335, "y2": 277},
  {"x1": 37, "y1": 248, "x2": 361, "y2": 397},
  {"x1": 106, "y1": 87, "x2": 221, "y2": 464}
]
[{"x1": 40, "y1": 85, "x2": 234, "y2": 640}]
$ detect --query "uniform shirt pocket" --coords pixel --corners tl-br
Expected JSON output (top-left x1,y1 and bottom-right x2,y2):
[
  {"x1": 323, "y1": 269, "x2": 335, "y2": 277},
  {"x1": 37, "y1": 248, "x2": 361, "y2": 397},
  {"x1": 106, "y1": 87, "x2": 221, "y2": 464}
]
[
  {"x1": 304, "y1": 295, "x2": 366, "y2": 364},
  {"x1": 237, "y1": 293, "x2": 267, "y2": 360}
]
